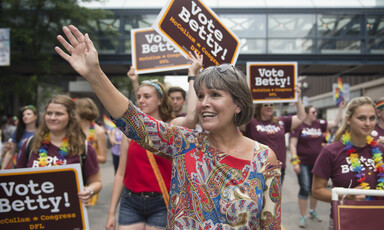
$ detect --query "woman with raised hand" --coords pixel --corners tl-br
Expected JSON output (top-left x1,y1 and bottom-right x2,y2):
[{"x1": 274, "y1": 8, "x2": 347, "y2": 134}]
[
  {"x1": 103, "y1": 53, "x2": 201, "y2": 229},
  {"x1": 312, "y1": 96, "x2": 384, "y2": 230},
  {"x1": 241, "y1": 88, "x2": 305, "y2": 184},
  {"x1": 55, "y1": 25, "x2": 281, "y2": 229},
  {"x1": 15, "y1": 95, "x2": 102, "y2": 206}
]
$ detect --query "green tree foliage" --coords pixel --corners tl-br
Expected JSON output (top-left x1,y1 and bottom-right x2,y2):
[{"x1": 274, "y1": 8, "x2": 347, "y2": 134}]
[{"x1": 0, "y1": 0, "x2": 113, "y2": 115}]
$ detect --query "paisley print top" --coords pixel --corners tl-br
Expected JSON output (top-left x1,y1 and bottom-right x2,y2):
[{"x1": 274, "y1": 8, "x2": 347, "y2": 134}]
[{"x1": 112, "y1": 102, "x2": 281, "y2": 230}]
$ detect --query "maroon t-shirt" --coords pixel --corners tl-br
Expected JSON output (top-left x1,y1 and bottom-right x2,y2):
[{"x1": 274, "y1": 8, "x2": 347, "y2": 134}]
[
  {"x1": 371, "y1": 123, "x2": 384, "y2": 142},
  {"x1": 15, "y1": 141, "x2": 99, "y2": 180},
  {"x1": 244, "y1": 116, "x2": 292, "y2": 169},
  {"x1": 290, "y1": 120, "x2": 327, "y2": 164},
  {"x1": 313, "y1": 141, "x2": 384, "y2": 189},
  {"x1": 313, "y1": 141, "x2": 384, "y2": 218}
]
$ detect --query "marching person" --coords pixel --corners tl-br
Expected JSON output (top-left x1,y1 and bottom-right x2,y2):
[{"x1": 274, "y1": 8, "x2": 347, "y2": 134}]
[
  {"x1": 371, "y1": 97, "x2": 384, "y2": 145},
  {"x1": 241, "y1": 87, "x2": 305, "y2": 184},
  {"x1": 15, "y1": 95, "x2": 102, "y2": 206},
  {"x1": 289, "y1": 102, "x2": 345, "y2": 228},
  {"x1": 312, "y1": 96, "x2": 384, "y2": 229},
  {"x1": 1, "y1": 105, "x2": 39, "y2": 169},
  {"x1": 55, "y1": 25, "x2": 281, "y2": 229}
]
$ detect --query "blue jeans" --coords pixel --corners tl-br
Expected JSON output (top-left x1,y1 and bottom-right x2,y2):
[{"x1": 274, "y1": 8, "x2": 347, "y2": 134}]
[
  {"x1": 296, "y1": 163, "x2": 314, "y2": 199},
  {"x1": 118, "y1": 187, "x2": 167, "y2": 229}
]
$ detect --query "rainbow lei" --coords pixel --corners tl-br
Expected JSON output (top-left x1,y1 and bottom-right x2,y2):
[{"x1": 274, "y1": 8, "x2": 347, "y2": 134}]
[
  {"x1": 87, "y1": 121, "x2": 95, "y2": 145},
  {"x1": 38, "y1": 133, "x2": 69, "y2": 167},
  {"x1": 341, "y1": 131, "x2": 384, "y2": 190}
]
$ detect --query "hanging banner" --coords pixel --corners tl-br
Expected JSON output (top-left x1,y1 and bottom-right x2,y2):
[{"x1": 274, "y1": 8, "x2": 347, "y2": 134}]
[
  {"x1": 0, "y1": 28, "x2": 10, "y2": 66},
  {"x1": 131, "y1": 27, "x2": 190, "y2": 74},
  {"x1": 0, "y1": 164, "x2": 89, "y2": 230},
  {"x1": 247, "y1": 62, "x2": 298, "y2": 103},
  {"x1": 152, "y1": 0, "x2": 240, "y2": 68}
]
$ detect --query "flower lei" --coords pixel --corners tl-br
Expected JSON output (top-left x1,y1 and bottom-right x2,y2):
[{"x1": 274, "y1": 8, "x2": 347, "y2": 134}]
[
  {"x1": 87, "y1": 121, "x2": 95, "y2": 145},
  {"x1": 341, "y1": 131, "x2": 384, "y2": 190},
  {"x1": 38, "y1": 133, "x2": 69, "y2": 167}
]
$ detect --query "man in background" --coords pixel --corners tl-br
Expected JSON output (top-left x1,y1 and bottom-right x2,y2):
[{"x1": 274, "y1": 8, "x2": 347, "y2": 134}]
[{"x1": 168, "y1": 86, "x2": 187, "y2": 117}]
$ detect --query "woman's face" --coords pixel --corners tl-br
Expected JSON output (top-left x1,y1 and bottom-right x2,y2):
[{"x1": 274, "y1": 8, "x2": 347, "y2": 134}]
[
  {"x1": 347, "y1": 104, "x2": 376, "y2": 138},
  {"x1": 137, "y1": 85, "x2": 162, "y2": 116},
  {"x1": 22, "y1": 109, "x2": 37, "y2": 126},
  {"x1": 45, "y1": 103, "x2": 69, "y2": 133},
  {"x1": 196, "y1": 84, "x2": 240, "y2": 133},
  {"x1": 307, "y1": 107, "x2": 318, "y2": 122},
  {"x1": 260, "y1": 104, "x2": 274, "y2": 120}
]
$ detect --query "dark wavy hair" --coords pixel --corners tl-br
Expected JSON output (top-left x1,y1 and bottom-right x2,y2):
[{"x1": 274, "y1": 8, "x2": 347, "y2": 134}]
[{"x1": 15, "y1": 105, "x2": 39, "y2": 144}]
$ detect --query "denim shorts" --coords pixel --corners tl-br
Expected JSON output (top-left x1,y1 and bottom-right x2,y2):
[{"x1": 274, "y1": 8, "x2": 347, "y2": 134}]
[
  {"x1": 296, "y1": 163, "x2": 314, "y2": 199},
  {"x1": 118, "y1": 187, "x2": 167, "y2": 229}
]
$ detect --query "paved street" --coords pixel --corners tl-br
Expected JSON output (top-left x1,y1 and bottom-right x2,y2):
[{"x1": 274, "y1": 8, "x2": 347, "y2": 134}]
[{"x1": 88, "y1": 149, "x2": 331, "y2": 230}]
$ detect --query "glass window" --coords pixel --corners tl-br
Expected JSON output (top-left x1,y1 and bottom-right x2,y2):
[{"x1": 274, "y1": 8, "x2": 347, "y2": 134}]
[
  {"x1": 268, "y1": 14, "x2": 315, "y2": 38},
  {"x1": 368, "y1": 39, "x2": 384, "y2": 54},
  {"x1": 317, "y1": 14, "x2": 362, "y2": 38},
  {"x1": 220, "y1": 14, "x2": 266, "y2": 38},
  {"x1": 367, "y1": 15, "x2": 384, "y2": 37},
  {"x1": 268, "y1": 39, "x2": 313, "y2": 54},
  {"x1": 318, "y1": 39, "x2": 360, "y2": 53},
  {"x1": 240, "y1": 38, "x2": 266, "y2": 54}
]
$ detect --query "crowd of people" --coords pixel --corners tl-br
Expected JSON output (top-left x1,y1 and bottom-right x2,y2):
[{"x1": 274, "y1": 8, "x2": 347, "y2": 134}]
[{"x1": 1, "y1": 24, "x2": 384, "y2": 230}]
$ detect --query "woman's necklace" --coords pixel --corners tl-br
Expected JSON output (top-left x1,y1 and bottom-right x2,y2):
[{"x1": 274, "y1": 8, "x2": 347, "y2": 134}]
[
  {"x1": 87, "y1": 121, "x2": 95, "y2": 145},
  {"x1": 37, "y1": 133, "x2": 69, "y2": 167},
  {"x1": 341, "y1": 131, "x2": 384, "y2": 190}
]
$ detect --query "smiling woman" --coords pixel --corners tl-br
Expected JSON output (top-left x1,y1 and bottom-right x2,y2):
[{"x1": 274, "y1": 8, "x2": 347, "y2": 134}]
[
  {"x1": 55, "y1": 25, "x2": 281, "y2": 229},
  {"x1": 15, "y1": 95, "x2": 102, "y2": 207},
  {"x1": 312, "y1": 96, "x2": 384, "y2": 229}
]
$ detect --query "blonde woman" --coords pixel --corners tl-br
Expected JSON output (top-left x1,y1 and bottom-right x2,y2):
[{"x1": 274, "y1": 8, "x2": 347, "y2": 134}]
[{"x1": 312, "y1": 96, "x2": 384, "y2": 229}]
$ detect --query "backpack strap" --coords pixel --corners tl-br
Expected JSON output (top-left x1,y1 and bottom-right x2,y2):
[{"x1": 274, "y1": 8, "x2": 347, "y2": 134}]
[
  {"x1": 80, "y1": 140, "x2": 88, "y2": 184},
  {"x1": 25, "y1": 135, "x2": 35, "y2": 163}
]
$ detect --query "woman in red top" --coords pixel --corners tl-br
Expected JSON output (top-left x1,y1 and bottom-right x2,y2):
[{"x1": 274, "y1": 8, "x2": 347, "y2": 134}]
[{"x1": 105, "y1": 53, "x2": 202, "y2": 230}]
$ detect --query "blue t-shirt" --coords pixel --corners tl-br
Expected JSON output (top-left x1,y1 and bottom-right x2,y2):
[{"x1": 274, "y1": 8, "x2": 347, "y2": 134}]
[{"x1": 12, "y1": 130, "x2": 35, "y2": 155}]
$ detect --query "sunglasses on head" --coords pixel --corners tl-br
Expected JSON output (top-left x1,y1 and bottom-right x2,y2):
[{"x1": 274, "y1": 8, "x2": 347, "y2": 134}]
[
  {"x1": 203, "y1": 63, "x2": 233, "y2": 72},
  {"x1": 202, "y1": 63, "x2": 240, "y2": 79},
  {"x1": 263, "y1": 104, "x2": 274, "y2": 108}
]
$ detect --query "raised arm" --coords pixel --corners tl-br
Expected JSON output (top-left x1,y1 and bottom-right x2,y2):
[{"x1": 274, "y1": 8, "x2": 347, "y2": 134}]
[
  {"x1": 170, "y1": 50, "x2": 203, "y2": 129},
  {"x1": 127, "y1": 66, "x2": 139, "y2": 101},
  {"x1": 290, "y1": 87, "x2": 305, "y2": 130},
  {"x1": 55, "y1": 25, "x2": 128, "y2": 118},
  {"x1": 327, "y1": 101, "x2": 345, "y2": 129}
]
